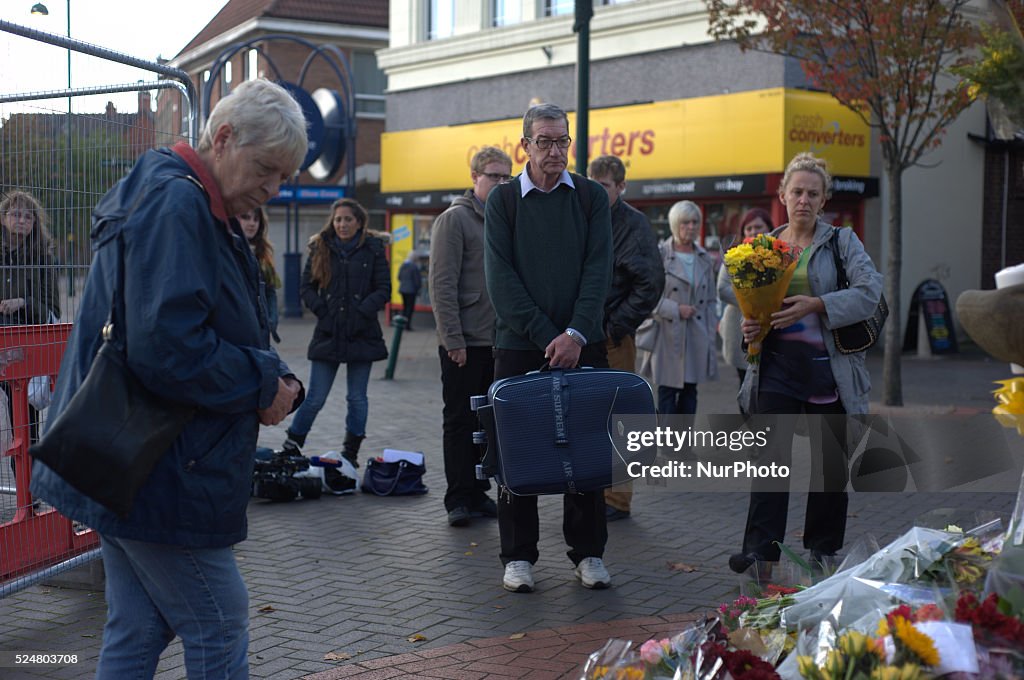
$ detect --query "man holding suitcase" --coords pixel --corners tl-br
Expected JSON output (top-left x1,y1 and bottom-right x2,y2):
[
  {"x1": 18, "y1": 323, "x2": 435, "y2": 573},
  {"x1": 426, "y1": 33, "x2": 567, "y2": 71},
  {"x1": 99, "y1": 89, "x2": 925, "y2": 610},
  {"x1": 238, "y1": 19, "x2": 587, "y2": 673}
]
[
  {"x1": 430, "y1": 146, "x2": 512, "y2": 527},
  {"x1": 484, "y1": 103, "x2": 613, "y2": 593}
]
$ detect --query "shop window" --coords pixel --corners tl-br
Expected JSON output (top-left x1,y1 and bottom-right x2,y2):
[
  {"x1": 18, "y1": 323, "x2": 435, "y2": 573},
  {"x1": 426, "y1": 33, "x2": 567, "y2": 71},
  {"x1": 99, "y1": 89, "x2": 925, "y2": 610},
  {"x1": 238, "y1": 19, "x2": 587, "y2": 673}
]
[
  {"x1": 353, "y1": 51, "x2": 386, "y2": 116},
  {"x1": 493, "y1": 0, "x2": 522, "y2": 26},
  {"x1": 246, "y1": 49, "x2": 258, "y2": 81},
  {"x1": 544, "y1": 0, "x2": 574, "y2": 15},
  {"x1": 545, "y1": 0, "x2": 632, "y2": 14},
  {"x1": 642, "y1": 200, "x2": 771, "y2": 253},
  {"x1": 427, "y1": 0, "x2": 455, "y2": 40}
]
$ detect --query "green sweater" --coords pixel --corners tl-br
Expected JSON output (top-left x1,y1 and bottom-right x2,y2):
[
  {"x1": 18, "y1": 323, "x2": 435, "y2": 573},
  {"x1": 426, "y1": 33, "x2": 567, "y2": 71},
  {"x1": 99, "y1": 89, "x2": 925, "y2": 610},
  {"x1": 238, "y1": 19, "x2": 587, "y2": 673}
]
[{"x1": 484, "y1": 176, "x2": 612, "y2": 351}]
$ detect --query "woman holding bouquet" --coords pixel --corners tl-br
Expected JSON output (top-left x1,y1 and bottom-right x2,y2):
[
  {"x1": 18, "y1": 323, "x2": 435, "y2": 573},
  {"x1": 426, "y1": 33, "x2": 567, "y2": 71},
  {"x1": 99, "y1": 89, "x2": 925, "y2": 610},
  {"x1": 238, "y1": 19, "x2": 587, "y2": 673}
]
[
  {"x1": 639, "y1": 200, "x2": 719, "y2": 415},
  {"x1": 729, "y1": 152, "x2": 882, "y2": 575}
]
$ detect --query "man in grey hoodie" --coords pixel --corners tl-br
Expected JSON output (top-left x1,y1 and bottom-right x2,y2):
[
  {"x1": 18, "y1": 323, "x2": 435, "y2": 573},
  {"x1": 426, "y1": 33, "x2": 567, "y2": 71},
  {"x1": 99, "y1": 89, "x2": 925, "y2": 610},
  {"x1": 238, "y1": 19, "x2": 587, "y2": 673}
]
[{"x1": 429, "y1": 146, "x2": 513, "y2": 527}]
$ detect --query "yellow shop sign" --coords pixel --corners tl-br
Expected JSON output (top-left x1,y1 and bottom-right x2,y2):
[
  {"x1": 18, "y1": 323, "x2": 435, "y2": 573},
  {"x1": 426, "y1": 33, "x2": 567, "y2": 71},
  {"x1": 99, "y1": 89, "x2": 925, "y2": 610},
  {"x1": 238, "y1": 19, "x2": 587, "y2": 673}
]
[{"x1": 381, "y1": 88, "x2": 870, "y2": 193}]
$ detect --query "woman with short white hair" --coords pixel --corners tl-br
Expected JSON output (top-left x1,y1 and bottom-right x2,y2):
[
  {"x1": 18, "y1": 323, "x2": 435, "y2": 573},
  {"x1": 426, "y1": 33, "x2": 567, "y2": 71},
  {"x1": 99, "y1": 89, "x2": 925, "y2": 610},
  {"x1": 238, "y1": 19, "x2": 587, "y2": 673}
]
[
  {"x1": 639, "y1": 200, "x2": 719, "y2": 415},
  {"x1": 32, "y1": 78, "x2": 308, "y2": 679}
]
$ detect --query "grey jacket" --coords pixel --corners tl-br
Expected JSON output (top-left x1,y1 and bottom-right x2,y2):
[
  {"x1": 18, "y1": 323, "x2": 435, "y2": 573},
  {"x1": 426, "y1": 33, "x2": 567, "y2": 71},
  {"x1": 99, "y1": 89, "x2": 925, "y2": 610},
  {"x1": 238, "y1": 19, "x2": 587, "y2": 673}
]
[
  {"x1": 638, "y1": 238, "x2": 719, "y2": 387},
  {"x1": 738, "y1": 220, "x2": 884, "y2": 415},
  {"x1": 429, "y1": 190, "x2": 494, "y2": 349}
]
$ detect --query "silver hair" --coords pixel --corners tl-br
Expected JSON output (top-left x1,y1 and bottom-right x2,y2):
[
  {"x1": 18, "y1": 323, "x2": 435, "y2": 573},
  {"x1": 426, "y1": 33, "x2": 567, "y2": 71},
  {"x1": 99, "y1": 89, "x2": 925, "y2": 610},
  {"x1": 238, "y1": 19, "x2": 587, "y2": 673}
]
[
  {"x1": 781, "y1": 151, "x2": 832, "y2": 199},
  {"x1": 522, "y1": 103, "x2": 569, "y2": 139},
  {"x1": 197, "y1": 79, "x2": 308, "y2": 174},
  {"x1": 668, "y1": 200, "x2": 702, "y2": 231}
]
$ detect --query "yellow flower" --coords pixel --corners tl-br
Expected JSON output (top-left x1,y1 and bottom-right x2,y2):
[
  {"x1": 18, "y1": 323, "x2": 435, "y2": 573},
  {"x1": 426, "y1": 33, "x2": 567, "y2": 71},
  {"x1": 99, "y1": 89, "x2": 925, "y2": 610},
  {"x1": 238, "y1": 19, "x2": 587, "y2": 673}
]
[
  {"x1": 838, "y1": 630, "x2": 868, "y2": 657},
  {"x1": 877, "y1": 618, "x2": 890, "y2": 637},
  {"x1": 823, "y1": 649, "x2": 846, "y2": 676},
  {"x1": 797, "y1": 655, "x2": 820, "y2": 679},
  {"x1": 893, "y1": 617, "x2": 940, "y2": 667}
]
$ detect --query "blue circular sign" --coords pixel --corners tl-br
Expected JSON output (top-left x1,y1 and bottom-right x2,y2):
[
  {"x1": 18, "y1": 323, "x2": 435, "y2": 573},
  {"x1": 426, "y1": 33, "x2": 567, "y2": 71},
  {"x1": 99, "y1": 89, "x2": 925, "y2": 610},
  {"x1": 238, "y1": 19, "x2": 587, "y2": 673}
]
[{"x1": 277, "y1": 81, "x2": 324, "y2": 172}]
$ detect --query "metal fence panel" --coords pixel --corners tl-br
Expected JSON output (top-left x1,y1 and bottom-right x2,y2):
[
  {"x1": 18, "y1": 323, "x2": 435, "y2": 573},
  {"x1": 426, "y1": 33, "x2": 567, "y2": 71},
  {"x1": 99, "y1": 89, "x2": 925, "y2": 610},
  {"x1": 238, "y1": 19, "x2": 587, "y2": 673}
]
[{"x1": 0, "y1": 19, "x2": 195, "y2": 595}]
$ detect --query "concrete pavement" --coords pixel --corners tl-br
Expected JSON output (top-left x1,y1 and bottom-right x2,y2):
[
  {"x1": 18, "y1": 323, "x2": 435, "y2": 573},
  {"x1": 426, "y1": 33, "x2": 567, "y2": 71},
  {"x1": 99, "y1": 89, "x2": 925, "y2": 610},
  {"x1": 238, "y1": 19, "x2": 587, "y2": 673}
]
[{"x1": 0, "y1": 310, "x2": 1018, "y2": 679}]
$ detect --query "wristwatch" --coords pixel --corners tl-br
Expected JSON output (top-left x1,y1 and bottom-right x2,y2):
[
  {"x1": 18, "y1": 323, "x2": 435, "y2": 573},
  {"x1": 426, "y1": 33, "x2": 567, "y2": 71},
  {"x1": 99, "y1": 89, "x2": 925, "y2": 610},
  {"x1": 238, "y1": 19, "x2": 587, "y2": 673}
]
[{"x1": 564, "y1": 328, "x2": 586, "y2": 347}]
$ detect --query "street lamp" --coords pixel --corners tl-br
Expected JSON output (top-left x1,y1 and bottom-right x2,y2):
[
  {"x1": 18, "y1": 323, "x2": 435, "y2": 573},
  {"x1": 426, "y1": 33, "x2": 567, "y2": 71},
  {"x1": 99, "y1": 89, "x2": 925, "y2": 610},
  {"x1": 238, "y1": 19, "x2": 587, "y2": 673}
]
[{"x1": 30, "y1": 1, "x2": 75, "y2": 295}]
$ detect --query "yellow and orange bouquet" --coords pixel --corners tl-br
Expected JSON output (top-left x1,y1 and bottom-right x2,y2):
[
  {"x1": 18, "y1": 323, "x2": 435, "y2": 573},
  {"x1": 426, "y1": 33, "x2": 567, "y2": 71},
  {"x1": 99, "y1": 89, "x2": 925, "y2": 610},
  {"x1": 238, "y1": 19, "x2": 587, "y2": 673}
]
[{"x1": 723, "y1": 234, "x2": 802, "y2": 361}]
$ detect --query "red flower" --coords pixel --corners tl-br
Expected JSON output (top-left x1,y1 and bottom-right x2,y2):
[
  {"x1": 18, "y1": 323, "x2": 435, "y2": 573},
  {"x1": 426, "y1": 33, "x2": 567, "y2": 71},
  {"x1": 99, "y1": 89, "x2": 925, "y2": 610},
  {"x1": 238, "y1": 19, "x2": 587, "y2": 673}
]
[
  {"x1": 697, "y1": 642, "x2": 780, "y2": 680},
  {"x1": 914, "y1": 604, "x2": 944, "y2": 622},
  {"x1": 955, "y1": 592, "x2": 1024, "y2": 646}
]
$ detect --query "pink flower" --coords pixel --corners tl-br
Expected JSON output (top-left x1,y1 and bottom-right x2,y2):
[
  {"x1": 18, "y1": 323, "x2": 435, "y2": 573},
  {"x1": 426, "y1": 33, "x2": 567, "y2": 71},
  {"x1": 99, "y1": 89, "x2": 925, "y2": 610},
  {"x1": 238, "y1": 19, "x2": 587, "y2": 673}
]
[{"x1": 639, "y1": 638, "x2": 669, "y2": 664}]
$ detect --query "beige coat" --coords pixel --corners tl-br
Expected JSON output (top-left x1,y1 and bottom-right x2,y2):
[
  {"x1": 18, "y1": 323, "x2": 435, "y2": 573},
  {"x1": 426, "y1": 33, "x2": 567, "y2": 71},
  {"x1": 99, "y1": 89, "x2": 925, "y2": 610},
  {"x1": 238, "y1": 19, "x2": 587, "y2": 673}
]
[
  {"x1": 639, "y1": 238, "x2": 719, "y2": 387},
  {"x1": 429, "y1": 191, "x2": 495, "y2": 349}
]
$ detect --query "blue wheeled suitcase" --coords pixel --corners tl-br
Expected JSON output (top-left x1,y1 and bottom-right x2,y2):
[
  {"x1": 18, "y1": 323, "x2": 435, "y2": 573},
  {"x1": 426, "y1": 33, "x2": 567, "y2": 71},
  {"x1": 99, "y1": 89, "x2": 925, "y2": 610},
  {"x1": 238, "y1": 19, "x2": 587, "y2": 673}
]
[{"x1": 471, "y1": 367, "x2": 657, "y2": 496}]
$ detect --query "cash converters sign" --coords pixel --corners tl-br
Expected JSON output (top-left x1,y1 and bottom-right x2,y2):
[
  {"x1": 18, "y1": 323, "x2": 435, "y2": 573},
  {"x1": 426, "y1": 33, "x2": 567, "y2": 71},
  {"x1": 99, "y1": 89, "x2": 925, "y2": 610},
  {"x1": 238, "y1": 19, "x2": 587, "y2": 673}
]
[{"x1": 381, "y1": 88, "x2": 870, "y2": 193}]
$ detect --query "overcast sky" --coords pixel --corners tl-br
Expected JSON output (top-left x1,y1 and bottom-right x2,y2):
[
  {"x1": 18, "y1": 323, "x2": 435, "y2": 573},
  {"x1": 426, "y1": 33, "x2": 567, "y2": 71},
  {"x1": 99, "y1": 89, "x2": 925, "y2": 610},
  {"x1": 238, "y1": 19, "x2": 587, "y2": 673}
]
[{"x1": 1, "y1": 0, "x2": 229, "y2": 115}]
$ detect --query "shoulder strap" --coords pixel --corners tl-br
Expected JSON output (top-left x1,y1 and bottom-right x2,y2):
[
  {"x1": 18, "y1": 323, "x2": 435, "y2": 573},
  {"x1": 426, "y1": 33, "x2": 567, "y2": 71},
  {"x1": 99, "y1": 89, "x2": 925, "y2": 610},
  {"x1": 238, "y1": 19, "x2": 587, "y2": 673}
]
[
  {"x1": 569, "y1": 172, "x2": 592, "y2": 217},
  {"x1": 499, "y1": 179, "x2": 517, "y2": 235},
  {"x1": 830, "y1": 227, "x2": 850, "y2": 290}
]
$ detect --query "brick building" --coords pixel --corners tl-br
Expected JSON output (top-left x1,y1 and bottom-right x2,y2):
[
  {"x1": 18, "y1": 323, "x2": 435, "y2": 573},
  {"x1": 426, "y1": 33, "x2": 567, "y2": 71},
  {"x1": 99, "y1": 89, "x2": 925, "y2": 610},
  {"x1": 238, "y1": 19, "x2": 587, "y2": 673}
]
[{"x1": 158, "y1": 0, "x2": 390, "y2": 315}]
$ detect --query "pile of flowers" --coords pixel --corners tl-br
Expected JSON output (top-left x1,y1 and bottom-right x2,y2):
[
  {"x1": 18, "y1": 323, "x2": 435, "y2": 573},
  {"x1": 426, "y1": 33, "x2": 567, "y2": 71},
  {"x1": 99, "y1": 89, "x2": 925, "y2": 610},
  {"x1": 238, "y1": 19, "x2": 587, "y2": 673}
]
[
  {"x1": 721, "y1": 234, "x2": 802, "y2": 361},
  {"x1": 579, "y1": 522, "x2": 1024, "y2": 680}
]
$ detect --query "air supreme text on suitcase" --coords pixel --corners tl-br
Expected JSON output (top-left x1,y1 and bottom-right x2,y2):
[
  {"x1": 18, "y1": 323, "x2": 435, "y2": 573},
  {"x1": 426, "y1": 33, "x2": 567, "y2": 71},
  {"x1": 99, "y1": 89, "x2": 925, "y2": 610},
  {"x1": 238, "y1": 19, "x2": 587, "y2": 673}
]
[{"x1": 472, "y1": 367, "x2": 657, "y2": 496}]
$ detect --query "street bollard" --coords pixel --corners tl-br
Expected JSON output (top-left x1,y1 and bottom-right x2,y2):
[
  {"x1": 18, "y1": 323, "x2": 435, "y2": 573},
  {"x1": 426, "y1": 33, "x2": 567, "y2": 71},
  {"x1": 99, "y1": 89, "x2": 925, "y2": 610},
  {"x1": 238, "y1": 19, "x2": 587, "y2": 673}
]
[{"x1": 383, "y1": 314, "x2": 408, "y2": 380}]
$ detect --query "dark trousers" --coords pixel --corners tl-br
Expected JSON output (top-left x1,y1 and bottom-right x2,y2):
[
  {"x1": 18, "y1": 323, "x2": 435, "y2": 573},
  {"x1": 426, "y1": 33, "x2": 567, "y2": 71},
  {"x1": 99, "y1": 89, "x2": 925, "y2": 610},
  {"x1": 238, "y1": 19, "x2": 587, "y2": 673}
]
[
  {"x1": 401, "y1": 293, "x2": 417, "y2": 329},
  {"x1": 740, "y1": 391, "x2": 849, "y2": 561},
  {"x1": 439, "y1": 345, "x2": 494, "y2": 512},
  {"x1": 658, "y1": 383, "x2": 698, "y2": 416},
  {"x1": 494, "y1": 344, "x2": 609, "y2": 566}
]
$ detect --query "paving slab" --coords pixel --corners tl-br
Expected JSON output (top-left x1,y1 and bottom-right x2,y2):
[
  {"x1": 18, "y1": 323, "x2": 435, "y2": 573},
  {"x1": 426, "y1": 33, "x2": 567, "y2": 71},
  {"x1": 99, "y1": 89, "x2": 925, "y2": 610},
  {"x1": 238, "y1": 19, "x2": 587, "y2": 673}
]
[{"x1": 0, "y1": 312, "x2": 1018, "y2": 679}]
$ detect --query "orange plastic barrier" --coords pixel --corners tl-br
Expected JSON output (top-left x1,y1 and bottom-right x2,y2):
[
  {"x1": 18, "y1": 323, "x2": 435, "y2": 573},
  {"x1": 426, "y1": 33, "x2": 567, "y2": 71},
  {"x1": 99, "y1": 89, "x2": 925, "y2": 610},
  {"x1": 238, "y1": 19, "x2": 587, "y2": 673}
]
[{"x1": 0, "y1": 323, "x2": 98, "y2": 583}]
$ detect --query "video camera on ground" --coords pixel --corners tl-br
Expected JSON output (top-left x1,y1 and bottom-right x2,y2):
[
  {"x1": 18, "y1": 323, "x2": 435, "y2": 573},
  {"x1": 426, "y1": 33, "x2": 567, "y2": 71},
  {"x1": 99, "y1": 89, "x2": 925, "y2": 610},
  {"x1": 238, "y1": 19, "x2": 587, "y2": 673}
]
[{"x1": 252, "y1": 449, "x2": 323, "y2": 502}]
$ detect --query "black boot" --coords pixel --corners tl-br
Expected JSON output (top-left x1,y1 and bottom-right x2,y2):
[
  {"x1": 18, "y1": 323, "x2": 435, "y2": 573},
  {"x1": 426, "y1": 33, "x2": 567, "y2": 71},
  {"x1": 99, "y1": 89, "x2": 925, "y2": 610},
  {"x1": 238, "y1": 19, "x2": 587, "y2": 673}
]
[
  {"x1": 343, "y1": 432, "x2": 365, "y2": 468},
  {"x1": 282, "y1": 430, "x2": 307, "y2": 452}
]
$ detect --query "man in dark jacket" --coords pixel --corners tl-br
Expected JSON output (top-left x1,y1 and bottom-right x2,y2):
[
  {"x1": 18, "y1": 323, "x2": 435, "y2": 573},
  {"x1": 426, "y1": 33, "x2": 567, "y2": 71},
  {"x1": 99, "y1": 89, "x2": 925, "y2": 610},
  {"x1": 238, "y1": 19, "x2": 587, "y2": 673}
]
[
  {"x1": 430, "y1": 145, "x2": 512, "y2": 527},
  {"x1": 588, "y1": 155, "x2": 665, "y2": 521},
  {"x1": 397, "y1": 254, "x2": 422, "y2": 330}
]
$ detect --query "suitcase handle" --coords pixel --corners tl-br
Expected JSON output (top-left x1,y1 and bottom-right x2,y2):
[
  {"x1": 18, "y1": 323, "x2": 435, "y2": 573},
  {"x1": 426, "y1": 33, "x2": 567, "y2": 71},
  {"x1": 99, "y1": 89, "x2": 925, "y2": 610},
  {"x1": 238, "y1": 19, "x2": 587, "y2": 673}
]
[{"x1": 551, "y1": 372, "x2": 569, "y2": 446}]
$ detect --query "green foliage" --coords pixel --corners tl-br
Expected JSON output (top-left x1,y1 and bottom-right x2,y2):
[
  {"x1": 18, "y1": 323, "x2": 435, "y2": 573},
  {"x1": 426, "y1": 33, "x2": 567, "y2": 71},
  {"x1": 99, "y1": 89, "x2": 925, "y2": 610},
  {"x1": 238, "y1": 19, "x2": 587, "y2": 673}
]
[{"x1": 954, "y1": 25, "x2": 1024, "y2": 126}]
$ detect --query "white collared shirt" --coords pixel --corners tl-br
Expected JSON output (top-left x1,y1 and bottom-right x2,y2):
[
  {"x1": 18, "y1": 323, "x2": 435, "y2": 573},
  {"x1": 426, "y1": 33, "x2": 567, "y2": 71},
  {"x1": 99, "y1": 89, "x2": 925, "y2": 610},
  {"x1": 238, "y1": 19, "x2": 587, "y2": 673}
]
[{"x1": 520, "y1": 163, "x2": 575, "y2": 197}]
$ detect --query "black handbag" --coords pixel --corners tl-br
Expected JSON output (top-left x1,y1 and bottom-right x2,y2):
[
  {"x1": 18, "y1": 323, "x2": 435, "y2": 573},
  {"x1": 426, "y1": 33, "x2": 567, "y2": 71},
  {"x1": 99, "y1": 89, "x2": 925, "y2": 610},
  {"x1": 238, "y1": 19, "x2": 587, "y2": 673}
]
[
  {"x1": 829, "y1": 227, "x2": 888, "y2": 354},
  {"x1": 360, "y1": 458, "x2": 428, "y2": 496},
  {"x1": 30, "y1": 234, "x2": 195, "y2": 518}
]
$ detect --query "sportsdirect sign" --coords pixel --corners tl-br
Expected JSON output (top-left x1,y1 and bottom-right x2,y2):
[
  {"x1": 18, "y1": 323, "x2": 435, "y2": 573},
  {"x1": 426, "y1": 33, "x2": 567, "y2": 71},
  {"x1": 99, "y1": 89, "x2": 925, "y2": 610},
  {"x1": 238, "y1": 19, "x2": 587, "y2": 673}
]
[{"x1": 380, "y1": 88, "x2": 871, "y2": 193}]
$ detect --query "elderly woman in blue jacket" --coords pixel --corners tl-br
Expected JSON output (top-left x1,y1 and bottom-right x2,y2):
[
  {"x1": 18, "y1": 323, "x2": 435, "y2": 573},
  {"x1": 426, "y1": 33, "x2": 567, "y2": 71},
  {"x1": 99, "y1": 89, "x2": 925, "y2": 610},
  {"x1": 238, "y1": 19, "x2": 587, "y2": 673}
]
[
  {"x1": 281, "y1": 198, "x2": 390, "y2": 467},
  {"x1": 31, "y1": 79, "x2": 307, "y2": 680},
  {"x1": 729, "y1": 152, "x2": 883, "y2": 576}
]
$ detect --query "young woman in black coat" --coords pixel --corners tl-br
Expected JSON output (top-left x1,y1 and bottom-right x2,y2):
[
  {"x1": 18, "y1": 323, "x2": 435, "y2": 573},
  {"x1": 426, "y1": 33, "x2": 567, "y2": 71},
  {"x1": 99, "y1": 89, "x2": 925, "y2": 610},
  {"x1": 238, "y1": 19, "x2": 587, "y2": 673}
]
[{"x1": 282, "y1": 198, "x2": 390, "y2": 465}]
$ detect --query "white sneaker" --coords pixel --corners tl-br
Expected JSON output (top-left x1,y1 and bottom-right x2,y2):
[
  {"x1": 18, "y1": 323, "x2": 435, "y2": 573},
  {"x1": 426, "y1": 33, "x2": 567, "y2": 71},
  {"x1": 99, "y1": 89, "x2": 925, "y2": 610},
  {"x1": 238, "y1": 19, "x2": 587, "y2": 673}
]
[
  {"x1": 574, "y1": 557, "x2": 611, "y2": 589},
  {"x1": 502, "y1": 560, "x2": 534, "y2": 593}
]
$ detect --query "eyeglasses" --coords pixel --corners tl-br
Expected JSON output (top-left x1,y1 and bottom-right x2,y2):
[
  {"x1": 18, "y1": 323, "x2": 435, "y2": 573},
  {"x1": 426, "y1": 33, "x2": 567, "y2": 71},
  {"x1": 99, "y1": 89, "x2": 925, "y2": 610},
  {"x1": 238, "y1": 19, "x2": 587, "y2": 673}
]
[
  {"x1": 525, "y1": 136, "x2": 572, "y2": 150},
  {"x1": 479, "y1": 172, "x2": 512, "y2": 182}
]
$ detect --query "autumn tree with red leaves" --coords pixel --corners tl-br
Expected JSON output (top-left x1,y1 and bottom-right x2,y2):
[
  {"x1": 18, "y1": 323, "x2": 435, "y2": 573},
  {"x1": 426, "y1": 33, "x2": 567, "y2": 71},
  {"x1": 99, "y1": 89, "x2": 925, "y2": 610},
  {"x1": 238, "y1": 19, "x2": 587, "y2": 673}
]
[{"x1": 707, "y1": 0, "x2": 977, "y2": 406}]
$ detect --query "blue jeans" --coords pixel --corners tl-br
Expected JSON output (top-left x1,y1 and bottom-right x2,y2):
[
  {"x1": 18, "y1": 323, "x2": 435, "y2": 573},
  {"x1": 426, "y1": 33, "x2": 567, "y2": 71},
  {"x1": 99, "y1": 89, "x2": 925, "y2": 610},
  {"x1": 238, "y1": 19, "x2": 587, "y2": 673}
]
[
  {"x1": 97, "y1": 535, "x2": 248, "y2": 680},
  {"x1": 288, "y1": 360, "x2": 372, "y2": 437},
  {"x1": 658, "y1": 383, "x2": 698, "y2": 415}
]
